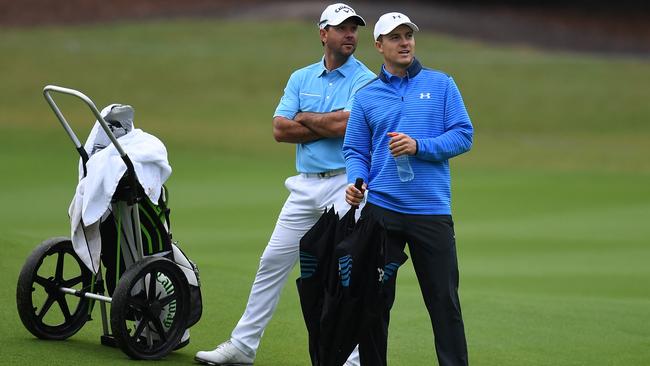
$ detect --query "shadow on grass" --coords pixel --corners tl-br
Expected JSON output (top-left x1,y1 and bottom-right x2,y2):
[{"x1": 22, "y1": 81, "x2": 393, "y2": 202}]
[{"x1": 15, "y1": 335, "x2": 194, "y2": 364}]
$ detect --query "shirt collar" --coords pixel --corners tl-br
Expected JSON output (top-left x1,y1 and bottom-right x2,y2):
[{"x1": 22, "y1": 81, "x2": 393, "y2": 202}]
[
  {"x1": 381, "y1": 65, "x2": 398, "y2": 80},
  {"x1": 378, "y1": 58, "x2": 423, "y2": 83},
  {"x1": 319, "y1": 54, "x2": 358, "y2": 78}
]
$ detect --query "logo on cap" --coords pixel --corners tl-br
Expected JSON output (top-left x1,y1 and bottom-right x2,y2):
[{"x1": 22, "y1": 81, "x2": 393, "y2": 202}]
[{"x1": 335, "y1": 5, "x2": 353, "y2": 13}]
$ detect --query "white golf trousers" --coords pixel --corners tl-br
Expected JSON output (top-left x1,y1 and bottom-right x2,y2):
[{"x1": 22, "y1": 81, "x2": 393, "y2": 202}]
[{"x1": 230, "y1": 173, "x2": 361, "y2": 364}]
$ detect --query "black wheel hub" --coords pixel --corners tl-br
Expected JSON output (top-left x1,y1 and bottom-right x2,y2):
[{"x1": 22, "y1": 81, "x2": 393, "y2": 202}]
[
  {"x1": 43, "y1": 276, "x2": 62, "y2": 295},
  {"x1": 148, "y1": 301, "x2": 162, "y2": 318}
]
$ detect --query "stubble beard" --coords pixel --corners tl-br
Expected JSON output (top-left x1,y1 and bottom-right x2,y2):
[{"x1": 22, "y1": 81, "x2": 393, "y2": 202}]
[{"x1": 326, "y1": 43, "x2": 356, "y2": 65}]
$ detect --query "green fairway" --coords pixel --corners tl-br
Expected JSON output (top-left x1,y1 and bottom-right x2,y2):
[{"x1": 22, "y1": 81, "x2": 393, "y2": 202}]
[{"x1": 1, "y1": 19, "x2": 649, "y2": 365}]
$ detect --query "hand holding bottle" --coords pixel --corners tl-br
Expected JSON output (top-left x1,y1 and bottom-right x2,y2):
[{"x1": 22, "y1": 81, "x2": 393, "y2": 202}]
[{"x1": 387, "y1": 132, "x2": 416, "y2": 182}]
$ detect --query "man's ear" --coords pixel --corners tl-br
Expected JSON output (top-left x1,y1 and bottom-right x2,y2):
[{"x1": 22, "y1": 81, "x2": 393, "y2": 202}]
[
  {"x1": 374, "y1": 39, "x2": 383, "y2": 54},
  {"x1": 320, "y1": 28, "x2": 327, "y2": 45}
]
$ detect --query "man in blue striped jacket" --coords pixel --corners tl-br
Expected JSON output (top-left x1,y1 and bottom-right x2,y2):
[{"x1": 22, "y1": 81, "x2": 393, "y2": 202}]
[{"x1": 343, "y1": 12, "x2": 473, "y2": 366}]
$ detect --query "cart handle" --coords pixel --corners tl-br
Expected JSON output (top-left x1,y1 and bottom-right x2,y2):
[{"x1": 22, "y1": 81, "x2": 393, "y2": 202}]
[
  {"x1": 43, "y1": 85, "x2": 138, "y2": 202},
  {"x1": 43, "y1": 85, "x2": 129, "y2": 158}
]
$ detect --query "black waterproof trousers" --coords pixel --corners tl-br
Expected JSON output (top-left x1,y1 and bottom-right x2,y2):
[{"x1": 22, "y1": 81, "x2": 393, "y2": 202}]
[{"x1": 359, "y1": 203, "x2": 469, "y2": 366}]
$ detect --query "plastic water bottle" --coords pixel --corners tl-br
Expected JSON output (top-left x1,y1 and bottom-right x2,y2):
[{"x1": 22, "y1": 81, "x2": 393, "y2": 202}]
[{"x1": 395, "y1": 155, "x2": 414, "y2": 182}]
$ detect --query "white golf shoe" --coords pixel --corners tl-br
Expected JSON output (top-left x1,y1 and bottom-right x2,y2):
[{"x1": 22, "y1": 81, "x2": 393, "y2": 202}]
[{"x1": 195, "y1": 340, "x2": 254, "y2": 365}]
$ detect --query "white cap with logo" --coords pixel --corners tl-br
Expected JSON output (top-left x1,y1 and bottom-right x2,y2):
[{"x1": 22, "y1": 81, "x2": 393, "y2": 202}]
[
  {"x1": 373, "y1": 12, "x2": 419, "y2": 41},
  {"x1": 318, "y1": 3, "x2": 366, "y2": 29}
]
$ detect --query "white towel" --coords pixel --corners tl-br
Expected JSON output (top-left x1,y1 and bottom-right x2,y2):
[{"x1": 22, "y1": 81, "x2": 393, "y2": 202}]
[{"x1": 69, "y1": 105, "x2": 172, "y2": 273}]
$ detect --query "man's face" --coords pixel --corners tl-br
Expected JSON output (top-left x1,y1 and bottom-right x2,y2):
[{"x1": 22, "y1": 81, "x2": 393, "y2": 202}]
[
  {"x1": 375, "y1": 25, "x2": 415, "y2": 68},
  {"x1": 320, "y1": 19, "x2": 359, "y2": 57}
]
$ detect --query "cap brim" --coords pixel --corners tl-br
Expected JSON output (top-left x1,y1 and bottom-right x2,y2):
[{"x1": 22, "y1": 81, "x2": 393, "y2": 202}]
[
  {"x1": 349, "y1": 15, "x2": 367, "y2": 26},
  {"x1": 405, "y1": 22, "x2": 419, "y2": 32},
  {"x1": 375, "y1": 21, "x2": 419, "y2": 40},
  {"x1": 385, "y1": 21, "x2": 419, "y2": 34}
]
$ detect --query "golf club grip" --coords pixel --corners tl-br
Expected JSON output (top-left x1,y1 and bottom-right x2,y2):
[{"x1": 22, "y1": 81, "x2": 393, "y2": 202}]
[
  {"x1": 354, "y1": 178, "x2": 363, "y2": 190},
  {"x1": 352, "y1": 178, "x2": 364, "y2": 209}
]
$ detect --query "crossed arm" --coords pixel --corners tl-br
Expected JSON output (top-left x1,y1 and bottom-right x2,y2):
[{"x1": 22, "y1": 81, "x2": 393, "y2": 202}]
[{"x1": 272, "y1": 110, "x2": 349, "y2": 143}]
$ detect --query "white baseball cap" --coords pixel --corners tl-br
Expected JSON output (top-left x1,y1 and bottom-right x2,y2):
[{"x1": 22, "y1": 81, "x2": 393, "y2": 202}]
[
  {"x1": 318, "y1": 3, "x2": 366, "y2": 29},
  {"x1": 373, "y1": 12, "x2": 419, "y2": 41}
]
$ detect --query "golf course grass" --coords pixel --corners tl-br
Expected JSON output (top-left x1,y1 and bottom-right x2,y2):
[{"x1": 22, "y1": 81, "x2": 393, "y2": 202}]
[{"x1": 1, "y1": 18, "x2": 649, "y2": 365}]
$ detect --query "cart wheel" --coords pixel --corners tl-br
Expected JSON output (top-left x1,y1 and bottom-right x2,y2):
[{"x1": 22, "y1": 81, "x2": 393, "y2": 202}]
[
  {"x1": 16, "y1": 237, "x2": 93, "y2": 340},
  {"x1": 111, "y1": 256, "x2": 189, "y2": 360}
]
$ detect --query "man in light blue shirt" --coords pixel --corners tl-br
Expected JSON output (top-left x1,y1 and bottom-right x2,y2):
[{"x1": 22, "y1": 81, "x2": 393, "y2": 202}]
[
  {"x1": 274, "y1": 51, "x2": 373, "y2": 174},
  {"x1": 195, "y1": 3, "x2": 374, "y2": 365}
]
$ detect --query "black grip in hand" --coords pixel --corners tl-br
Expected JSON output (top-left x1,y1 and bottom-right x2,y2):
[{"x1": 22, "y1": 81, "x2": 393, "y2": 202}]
[
  {"x1": 352, "y1": 178, "x2": 364, "y2": 209},
  {"x1": 354, "y1": 177, "x2": 364, "y2": 190}
]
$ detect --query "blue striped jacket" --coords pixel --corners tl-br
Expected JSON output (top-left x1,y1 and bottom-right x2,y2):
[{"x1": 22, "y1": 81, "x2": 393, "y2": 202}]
[{"x1": 343, "y1": 58, "x2": 473, "y2": 215}]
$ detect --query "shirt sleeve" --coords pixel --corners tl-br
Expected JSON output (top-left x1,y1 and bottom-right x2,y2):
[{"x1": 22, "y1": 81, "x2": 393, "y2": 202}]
[
  {"x1": 273, "y1": 70, "x2": 301, "y2": 120},
  {"x1": 343, "y1": 97, "x2": 372, "y2": 184},
  {"x1": 415, "y1": 76, "x2": 473, "y2": 162},
  {"x1": 344, "y1": 71, "x2": 376, "y2": 112}
]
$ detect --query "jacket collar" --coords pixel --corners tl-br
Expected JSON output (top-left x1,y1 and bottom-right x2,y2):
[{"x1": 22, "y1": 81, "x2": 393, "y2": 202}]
[{"x1": 378, "y1": 58, "x2": 422, "y2": 83}]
